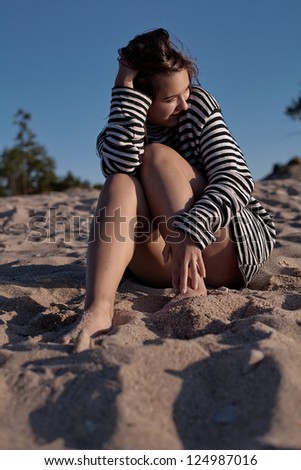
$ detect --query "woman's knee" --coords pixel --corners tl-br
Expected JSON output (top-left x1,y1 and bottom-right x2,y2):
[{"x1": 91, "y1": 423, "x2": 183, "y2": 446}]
[
  {"x1": 99, "y1": 173, "x2": 140, "y2": 208},
  {"x1": 105, "y1": 172, "x2": 136, "y2": 189},
  {"x1": 143, "y1": 143, "x2": 178, "y2": 167},
  {"x1": 104, "y1": 172, "x2": 143, "y2": 196},
  {"x1": 142, "y1": 143, "x2": 207, "y2": 196}
]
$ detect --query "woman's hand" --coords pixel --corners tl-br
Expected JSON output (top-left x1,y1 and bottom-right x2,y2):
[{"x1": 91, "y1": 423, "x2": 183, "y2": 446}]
[
  {"x1": 115, "y1": 60, "x2": 138, "y2": 88},
  {"x1": 163, "y1": 235, "x2": 206, "y2": 294}
]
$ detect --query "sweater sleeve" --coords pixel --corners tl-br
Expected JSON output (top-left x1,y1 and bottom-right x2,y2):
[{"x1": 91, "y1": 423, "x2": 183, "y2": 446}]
[
  {"x1": 173, "y1": 96, "x2": 254, "y2": 250},
  {"x1": 96, "y1": 87, "x2": 152, "y2": 176}
]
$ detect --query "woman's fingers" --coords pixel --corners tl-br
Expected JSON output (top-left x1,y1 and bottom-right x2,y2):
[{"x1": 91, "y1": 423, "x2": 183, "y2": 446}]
[
  {"x1": 171, "y1": 259, "x2": 180, "y2": 291},
  {"x1": 189, "y1": 260, "x2": 199, "y2": 290},
  {"x1": 179, "y1": 259, "x2": 189, "y2": 294},
  {"x1": 169, "y1": 238, "x2": 206, "y2": 294},
  {"x1": 196, "y1": 252, "x2": 206, "y2": 278},
  {"x1": 115, "y1": 61, "x2": 138, "y2": 87},
  {"x1": 162, "y1": 243, "x2": 171, "y2": 263}
]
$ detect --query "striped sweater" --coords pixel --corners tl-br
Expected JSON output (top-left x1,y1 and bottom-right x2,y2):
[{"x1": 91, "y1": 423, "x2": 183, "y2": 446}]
[{"x1": 96, "y1": 85, "x2": 276, "y2": 285}]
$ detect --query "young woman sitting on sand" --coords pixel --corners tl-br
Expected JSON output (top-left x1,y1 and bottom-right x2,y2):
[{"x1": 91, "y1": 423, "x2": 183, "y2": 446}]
[{"x1": 63, "y1": 28, "x2": 276, "y2": 347}]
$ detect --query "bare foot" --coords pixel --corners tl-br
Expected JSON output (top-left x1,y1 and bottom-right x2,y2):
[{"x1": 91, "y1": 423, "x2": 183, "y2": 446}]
[{"x1": 62, "y1": 307, "x2": 113, "y2": 352}]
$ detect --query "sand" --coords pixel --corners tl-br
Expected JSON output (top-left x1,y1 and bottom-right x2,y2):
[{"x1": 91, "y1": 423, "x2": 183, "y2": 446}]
[{"x1": 0, "y1": 177, "x2": 300, "y2": 450}]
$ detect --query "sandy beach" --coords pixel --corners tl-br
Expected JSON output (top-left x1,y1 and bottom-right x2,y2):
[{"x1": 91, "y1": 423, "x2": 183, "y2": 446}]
[{"x1": 0, "y1": 173, "x2": 301, "y2": 450}]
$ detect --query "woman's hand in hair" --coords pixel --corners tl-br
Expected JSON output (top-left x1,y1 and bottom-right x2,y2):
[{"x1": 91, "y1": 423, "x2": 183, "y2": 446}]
[{"x1": 115, "y1": 60, "x2": 138, "y2": 88}]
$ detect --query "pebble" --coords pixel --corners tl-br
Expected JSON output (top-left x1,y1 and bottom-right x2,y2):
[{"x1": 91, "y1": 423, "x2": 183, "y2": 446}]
[{"x1": 213, "y1": 404, "x2": 241, "y2": 424}]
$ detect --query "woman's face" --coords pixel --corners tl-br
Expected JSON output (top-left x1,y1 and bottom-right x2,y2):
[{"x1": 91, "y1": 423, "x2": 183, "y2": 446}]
[{"x1": 147, "y1": 70, "x2": 190, "y2": 127}]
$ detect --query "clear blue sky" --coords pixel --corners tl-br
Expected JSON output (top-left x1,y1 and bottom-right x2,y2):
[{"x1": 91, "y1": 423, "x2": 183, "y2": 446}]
[{"x1": 1, "y1": 0, "x2": 300, "y2": 184}]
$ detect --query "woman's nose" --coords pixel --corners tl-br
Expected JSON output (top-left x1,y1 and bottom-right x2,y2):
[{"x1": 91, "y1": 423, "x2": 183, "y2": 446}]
[{"x1": 177, "y1": 96, "x2": 189, "y2": 111}]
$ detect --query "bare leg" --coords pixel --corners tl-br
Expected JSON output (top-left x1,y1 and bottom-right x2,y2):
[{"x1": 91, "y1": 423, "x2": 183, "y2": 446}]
[
  {"x1": 131, "y1": 143, "x2": 243, "y2": 294},
  {"x1": 131, "y1": 143, "x2": 208, "y2": 295},
  {"x1": 62, "y1": 172, "x2": 173, "y2": 347},
  {"x1": 63, "y1": 174, "x2": 138, "y2": 345},
  {"x1": 63, "y1": 143, "x2": 242, "y2": 347}
]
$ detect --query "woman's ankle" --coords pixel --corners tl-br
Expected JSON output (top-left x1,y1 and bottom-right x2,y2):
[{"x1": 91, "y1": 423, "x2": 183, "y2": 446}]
[{"x1": 84, "y1": 297, "x2": 114, "y2": 314}]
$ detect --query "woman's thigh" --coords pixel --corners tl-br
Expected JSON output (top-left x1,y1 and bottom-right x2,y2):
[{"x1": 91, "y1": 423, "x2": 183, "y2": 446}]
[
  {"x1": 128, "y1": 184, "x2": 171, "y2": 286},
  {"x1": 203, "y1": 226, "x2": 244, "y2": 288},
  {"x1": 129, "y1": 233, "x2": 173, "y2": 287},
  {"x1": 129, "y1": 144, "x2": 243, "y2": 288},
  {"x1": 129, "y1": 144, "x2": 207, "y2": 287},
  {"x1": 140, "y1": 143, "x2": 207, "y2": 209}
]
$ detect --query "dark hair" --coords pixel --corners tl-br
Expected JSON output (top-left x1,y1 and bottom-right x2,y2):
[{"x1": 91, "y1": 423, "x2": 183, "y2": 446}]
[{"x1": 118, "y1": 28, "x2": 198, "y2": 99}]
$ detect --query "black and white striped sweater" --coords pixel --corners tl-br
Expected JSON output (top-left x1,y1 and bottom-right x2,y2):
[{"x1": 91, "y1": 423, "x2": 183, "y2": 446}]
[{"x1": 96, "y1": 85, "x2": 276, "y2": 285}]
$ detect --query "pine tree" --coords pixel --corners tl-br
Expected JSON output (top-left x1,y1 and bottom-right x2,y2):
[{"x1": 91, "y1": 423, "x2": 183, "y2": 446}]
[
  {"x1": 0, "y1": 110, "x2": 57, "y2": 195},
  {"x1": 285, "y1": 86, "x2": 301, "y2": 120}
]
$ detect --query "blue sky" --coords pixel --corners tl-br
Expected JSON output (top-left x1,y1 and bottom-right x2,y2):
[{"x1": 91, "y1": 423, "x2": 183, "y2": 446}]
[{"x1": 1, "y1": 0, "x2": 300, "y2": 184}]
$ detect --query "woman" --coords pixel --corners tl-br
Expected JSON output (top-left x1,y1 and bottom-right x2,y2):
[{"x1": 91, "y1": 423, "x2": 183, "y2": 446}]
[{"x1": 63, "y1": 28, "x2": 276, "y2": 346}]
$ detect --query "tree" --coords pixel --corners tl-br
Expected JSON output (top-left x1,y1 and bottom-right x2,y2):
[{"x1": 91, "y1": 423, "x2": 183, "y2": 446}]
[
  {"x1": 0, "y1": 109, "x2": 94, "y2": 196},
  {"x1": 285, "y1": 86, "x2": 301, "y2": 120},
  {"x1": 54, "y1": 171, "x2": 91, "y2": 191},
  {"x1": 0, "y1": 110, "x2": 57, "y2": 195}
]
